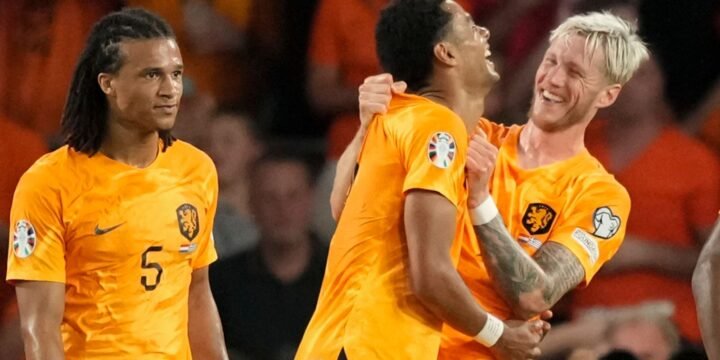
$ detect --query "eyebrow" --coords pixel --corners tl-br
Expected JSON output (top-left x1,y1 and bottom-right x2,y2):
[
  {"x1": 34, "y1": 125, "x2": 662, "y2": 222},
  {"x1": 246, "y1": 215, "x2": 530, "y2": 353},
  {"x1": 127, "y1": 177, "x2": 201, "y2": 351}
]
[{"x1": 140, "y1": 64, "x2": 184, "y2": 73}]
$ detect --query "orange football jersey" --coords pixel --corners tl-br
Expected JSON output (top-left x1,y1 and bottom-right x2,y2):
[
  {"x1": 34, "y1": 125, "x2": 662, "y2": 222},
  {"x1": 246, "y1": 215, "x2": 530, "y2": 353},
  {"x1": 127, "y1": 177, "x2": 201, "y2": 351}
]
[
  {"x1": 6, "y1": 140, "x2": 218, "y2": 359},
  {"x1": 439, "y1": 119, "x2": 630, "y2": 359},
  {"x1": 296, "y1": 93, "x2": 475, "y2": 359}
]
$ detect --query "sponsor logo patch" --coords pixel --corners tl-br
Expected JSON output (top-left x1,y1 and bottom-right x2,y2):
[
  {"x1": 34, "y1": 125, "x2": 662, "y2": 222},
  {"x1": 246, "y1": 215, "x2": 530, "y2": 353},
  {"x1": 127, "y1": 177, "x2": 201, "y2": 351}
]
[
  {"x1": 427, "y1": 132, "x2": 456, "y2": 169},
  {"x1": 592, "y1": 207, "x2": 621, "y2": 239},
  {"x1": 522, "y1": 203, "x2": 556, "y2": 235},
  {"x1": 13, "y1": 220, "x2": 37, "y2": 258},
  {"x1": 572, "y1": 228, "x2": 599, "y2": 265}
]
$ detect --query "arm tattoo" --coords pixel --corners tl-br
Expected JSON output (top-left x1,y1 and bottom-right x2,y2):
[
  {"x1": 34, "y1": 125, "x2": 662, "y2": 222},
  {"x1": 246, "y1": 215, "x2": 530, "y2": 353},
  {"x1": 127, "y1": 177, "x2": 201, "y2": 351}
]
[
  {"x1": 533, "y1": 242, "x2": 585, "y2": 305},
  {"x1": 474, "y1": 216, "x2": 585, "y2": 310}
]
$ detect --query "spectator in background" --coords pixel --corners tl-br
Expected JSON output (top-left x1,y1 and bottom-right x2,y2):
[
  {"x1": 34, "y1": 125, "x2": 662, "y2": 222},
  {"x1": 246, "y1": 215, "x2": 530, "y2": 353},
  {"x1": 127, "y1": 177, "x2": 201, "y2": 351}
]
[
  {"x1": 127, "y1": 0, "x2": 252, "y2": 106},
  {"x1": 0, "y1": 0, "x2": 120, "y2": 140},
  {"x1": 573, "y1": 56, "x2": 720, "y2": 344},
  {"x1": 170, "y1": 79, "x2": 217, "y2": 150},
  {"x1": 211, "y1": 151, "x2": 327, "y2": 360},
  {"x1": 542, "y1": 302, "x2": 680, "y2": 360},
  {"x1": 208, "y1": 111, "x2": 263, "y2": 259}
]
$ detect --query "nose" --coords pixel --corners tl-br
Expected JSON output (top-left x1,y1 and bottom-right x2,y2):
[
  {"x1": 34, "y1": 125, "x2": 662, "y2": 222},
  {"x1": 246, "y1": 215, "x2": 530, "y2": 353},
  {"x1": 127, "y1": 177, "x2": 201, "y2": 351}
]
[
  {"x1": 158, "y1": 74, "x2": 181, "y2": 99},
  {"x1": 544, "y1": 65, "x2": 566, "y2": 88},
  {"x1": 474, "y1": 25, "x2": 490, "y2": 41}
]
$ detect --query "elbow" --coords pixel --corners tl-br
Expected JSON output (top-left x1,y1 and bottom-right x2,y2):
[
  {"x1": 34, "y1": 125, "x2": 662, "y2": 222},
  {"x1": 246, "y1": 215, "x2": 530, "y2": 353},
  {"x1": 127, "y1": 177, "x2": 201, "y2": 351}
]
[
  {"x1": 408, "y1": 267, "x2": 442, "y2": 308},
  {"x1": 329, "y1": 191, "x2": 343, "y2": 222}
]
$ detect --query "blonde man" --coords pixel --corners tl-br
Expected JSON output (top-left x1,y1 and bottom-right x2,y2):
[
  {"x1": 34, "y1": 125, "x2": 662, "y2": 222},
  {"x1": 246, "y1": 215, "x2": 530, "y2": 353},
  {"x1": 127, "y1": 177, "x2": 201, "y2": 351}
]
[{"x1": 341, "y1": 11, "x2": 649, "y2": 359}]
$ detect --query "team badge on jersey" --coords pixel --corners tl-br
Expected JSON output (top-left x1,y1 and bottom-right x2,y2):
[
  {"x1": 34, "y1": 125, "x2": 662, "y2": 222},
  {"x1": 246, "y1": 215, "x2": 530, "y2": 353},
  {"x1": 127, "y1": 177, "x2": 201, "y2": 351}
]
[
  {"x1": 177, "y1": 204, "x2": 199, "y2": 241},
  {"x1": 522, "y1": 203, "x2": 556, "y2": 235},
  {"x1": 427, "y1": 132, "x2": 456, "y2": 169},
  {"x1": 13, "y1": 219, "x2": 37, "y2": 258},
  {"x1": 592, "y1": 206, "x2": 621, "y2": 239}
]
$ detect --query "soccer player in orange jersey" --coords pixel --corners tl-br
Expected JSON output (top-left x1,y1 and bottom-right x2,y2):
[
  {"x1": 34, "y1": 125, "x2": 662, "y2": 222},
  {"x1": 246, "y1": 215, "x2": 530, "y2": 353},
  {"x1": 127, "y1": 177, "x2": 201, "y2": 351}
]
[
  {"x1": 6, "y1": 9, "x2": 227, "y2": 359},
  {"x1": 694, "y1": 215, "x2": 720, "y2": 360},
  {"x1": 353, "y1": 11, "x2": 649, "y2": 360},
  {"x1": 297, "y1": 1, "x2": 547, "y2": 359}
]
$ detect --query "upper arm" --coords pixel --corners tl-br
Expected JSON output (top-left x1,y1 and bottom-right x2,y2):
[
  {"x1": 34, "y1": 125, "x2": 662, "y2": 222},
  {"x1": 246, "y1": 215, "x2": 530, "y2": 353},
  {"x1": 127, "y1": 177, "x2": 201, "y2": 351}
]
[
  {"x1": 404, "y1": 191, "x2": 457, "y2": 285},
  {"x1": 532, "y1": 242, "x2": 585, "y2": 306},
  {"x1": 545, "y1": 180, "x2": 630, "y2": 286},
  {"x1": 15, "y1": 281, "x2": 65, "y2": 330},
  {"x1": 6, "y1": 170, "x2": 66, "y2": 283},
  {"x1": 190, "y1": 266, "x2": 211, "y2": 296}
]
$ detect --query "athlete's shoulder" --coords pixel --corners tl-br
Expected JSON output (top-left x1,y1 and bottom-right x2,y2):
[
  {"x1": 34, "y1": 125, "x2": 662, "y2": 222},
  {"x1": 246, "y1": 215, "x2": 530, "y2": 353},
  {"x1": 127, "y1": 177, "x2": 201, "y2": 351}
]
[
  {"x1": 385, "y1": 93, "x2": 465, "y2": 135},
  {"x1": 165, "y1": 140, "x2": 216, "y2": 170},
  {"x1": 163, "y1": 140, "x2": 217, "y2": 185},
  {"x1": 573, "y1": 152, "x2": 629, "y2": 201},
  {"x1": 18, "y1": 146, "x2": 75, "y2": 188}
]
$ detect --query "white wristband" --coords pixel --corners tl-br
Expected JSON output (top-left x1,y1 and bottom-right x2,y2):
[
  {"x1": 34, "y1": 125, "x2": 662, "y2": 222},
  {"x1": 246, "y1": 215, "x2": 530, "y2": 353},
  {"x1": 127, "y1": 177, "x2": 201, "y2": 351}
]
[
  {"x1": 474, "y1": 313, "x2": 504, "y2": 347},
  {"x1": 470, "y1": 196, "x2": 499, "y2": 225}
]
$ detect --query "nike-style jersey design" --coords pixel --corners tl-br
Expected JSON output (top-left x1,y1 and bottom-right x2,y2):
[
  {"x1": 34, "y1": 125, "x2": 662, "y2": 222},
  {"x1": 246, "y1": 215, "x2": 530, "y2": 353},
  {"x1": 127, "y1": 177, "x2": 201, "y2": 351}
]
[{"x1": 7, "y1": 140, "x2": 218, "y2": 359}]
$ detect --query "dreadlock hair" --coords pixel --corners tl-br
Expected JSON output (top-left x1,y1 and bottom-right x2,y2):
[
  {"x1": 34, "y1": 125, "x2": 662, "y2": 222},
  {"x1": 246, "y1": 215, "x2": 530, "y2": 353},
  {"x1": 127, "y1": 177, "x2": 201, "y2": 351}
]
[{"x1": 61, "y1": 8, "x2": 176, "y2": 155}]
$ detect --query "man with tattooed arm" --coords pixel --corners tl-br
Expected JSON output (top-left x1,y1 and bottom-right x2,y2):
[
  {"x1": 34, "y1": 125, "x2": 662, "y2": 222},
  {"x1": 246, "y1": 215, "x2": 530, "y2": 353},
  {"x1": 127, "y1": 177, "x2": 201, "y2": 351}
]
[{"x1": 345, "y1": 11, "x2": 649, "y2": 359}]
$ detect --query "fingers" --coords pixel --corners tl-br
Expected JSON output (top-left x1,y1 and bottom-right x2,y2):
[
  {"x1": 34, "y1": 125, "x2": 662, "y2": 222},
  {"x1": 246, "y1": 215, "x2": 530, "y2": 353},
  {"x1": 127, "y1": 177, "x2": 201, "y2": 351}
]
[
  {"x1": 391, "y1": 81, "x2": 407, "y2": 94},
  {"x1": 540, "y1": 310, "x2": 553, "y2": 321}
]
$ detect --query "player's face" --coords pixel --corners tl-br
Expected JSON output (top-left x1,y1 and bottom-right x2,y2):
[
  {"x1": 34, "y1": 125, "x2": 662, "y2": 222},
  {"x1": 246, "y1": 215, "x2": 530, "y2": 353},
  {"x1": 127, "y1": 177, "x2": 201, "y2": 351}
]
[
  {"x1": 443, "y1": 1, "x2": 499, "y2": 88},
  {"x1": 529, "y1": 34, "x2": 615, "y2": 131},
  {"x1": 105, "y1": 38, "x2": 183, "y2": 132},
  {"x1": 251, "y1": 162, "x2": 314, "y2": 245}
]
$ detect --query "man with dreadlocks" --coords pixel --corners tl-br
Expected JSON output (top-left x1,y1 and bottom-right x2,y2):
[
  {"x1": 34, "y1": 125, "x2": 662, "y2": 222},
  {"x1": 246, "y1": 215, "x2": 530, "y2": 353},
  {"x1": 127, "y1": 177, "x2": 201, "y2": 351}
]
[{"x1": 5, "y1": 8, "x2": 228, "y2": 359}]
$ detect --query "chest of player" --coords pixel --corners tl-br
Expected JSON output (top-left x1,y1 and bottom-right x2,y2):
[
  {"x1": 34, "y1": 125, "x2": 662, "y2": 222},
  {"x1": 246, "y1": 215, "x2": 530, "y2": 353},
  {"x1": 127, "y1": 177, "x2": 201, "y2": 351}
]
[
  {"x1": 490, "y1": 172, "x2": 569, "y2": 255},
  {"x1": 61, "y1": 174, "x2": 207, "y2": 266}
]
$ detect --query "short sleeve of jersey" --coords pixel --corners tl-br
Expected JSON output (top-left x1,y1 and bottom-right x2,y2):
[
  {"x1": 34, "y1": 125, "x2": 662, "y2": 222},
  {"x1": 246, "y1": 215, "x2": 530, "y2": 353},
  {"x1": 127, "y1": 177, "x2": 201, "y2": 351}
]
[
  {"x1": 191, "y1": 162, "x2": 219, "y2": 269},
  {"x1": 6, "y1": 170, "x2": 66, "y2": 283},
  {"x1": 396, "y1": 105, "x2": 467, "y2": 207},
  {"x1": 547, "y1": 179, "x2": 631, "y2": 285}
]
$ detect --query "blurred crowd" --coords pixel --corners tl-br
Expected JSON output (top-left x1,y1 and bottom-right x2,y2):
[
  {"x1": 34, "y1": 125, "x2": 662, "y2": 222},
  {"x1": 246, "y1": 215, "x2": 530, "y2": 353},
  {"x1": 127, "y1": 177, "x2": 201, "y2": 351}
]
[{"x1": 1, "y1": 0, "x2": 719, "y2": 359}]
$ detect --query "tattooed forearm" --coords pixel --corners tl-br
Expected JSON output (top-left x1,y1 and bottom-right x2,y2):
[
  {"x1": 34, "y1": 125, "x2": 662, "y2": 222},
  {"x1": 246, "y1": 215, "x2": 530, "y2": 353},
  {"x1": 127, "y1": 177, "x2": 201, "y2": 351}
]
[
  {"x1": 474, "y1": 216, "x2": 585, "y2": 317},
  {"x1": 534, "y1": 242, "x2": 585, "y2": 305},
  {"x1": 474, "y1": 217, "x2": 546, "y2": 310}
]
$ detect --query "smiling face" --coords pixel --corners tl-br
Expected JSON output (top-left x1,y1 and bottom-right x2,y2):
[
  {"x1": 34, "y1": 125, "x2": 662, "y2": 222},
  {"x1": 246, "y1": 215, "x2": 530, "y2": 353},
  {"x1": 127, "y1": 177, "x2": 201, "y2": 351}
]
[
  {"x1": 102, "y1": 38, "x2": 184, "y2": 132},
  {"x1": 529, "y1": 34, "x2": 620, "y2": 132},
  {"x1": 442, "y1": 0, "x2": 499, "y2": 89}
]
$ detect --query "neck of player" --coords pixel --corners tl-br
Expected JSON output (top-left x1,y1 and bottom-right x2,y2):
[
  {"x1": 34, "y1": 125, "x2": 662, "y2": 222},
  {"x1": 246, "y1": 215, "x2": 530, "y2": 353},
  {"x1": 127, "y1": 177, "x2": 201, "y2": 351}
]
[
  {"x1": 100, "y1": 115, "x2": 160, "y2": 168},
  {"x1": 518, "y1": 119, "x2": 586, "y2": 169},
  {"x1": 419, "y1": 86, "x2": 487, "y2": 133}
]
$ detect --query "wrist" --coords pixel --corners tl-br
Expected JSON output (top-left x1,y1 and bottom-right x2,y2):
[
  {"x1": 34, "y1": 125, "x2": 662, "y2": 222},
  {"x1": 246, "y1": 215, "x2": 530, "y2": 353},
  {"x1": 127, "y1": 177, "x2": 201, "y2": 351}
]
[
  {"x1": 474, "y1": 313, "x2": 505, "y2": 347},
  {"x1": 470, "y1": 196, "x2": 499, "y2": 226}
]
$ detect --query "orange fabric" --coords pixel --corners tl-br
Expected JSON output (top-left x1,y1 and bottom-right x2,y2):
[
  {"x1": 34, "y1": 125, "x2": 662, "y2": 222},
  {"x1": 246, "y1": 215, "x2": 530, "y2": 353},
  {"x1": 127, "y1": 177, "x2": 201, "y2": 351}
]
[
  {"x1": 440, "y1": 119, "x2": 630, "y2": 359},
  {"x1": 699, "y1": 107, "x2": 720, "y2": 156},
  {"x1": 309, "y1": 0, "x2": 471, "y2": 159},
  {"x1": 6, "y1": 140, "x2": 218, "y2": 359},
  {"x1": 576, "y1": 122, "x2": 720, "y2": 343},
  {"x1": 0, "y1": 0, "x2": 117, "y2": 138},
  {"x1": 297, "y1": 93, "x2": 473, "y2": 359},
  {"x1": 128, "y1": 0, "x2": 251, "y2": 104},
  {"x1": 0, "y1": 118, "x2": 47, "y2": 227}
]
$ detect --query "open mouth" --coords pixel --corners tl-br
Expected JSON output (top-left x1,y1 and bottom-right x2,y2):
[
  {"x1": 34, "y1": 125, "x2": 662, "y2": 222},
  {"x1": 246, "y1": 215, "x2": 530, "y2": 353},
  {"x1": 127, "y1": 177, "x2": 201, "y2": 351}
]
[{"x1": 540, "y1": 89, "x2": 563, "y2": 103}]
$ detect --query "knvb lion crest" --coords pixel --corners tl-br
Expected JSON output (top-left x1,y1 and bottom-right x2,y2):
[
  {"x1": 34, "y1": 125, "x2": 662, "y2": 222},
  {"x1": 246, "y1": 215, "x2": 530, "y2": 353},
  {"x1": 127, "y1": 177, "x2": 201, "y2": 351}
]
[
  {"x1": 522, "y1": 203, "x2": 556, "y2": 235},
  {"x1": 176, "y1": 204, "x2": 199, "y2": 241}
]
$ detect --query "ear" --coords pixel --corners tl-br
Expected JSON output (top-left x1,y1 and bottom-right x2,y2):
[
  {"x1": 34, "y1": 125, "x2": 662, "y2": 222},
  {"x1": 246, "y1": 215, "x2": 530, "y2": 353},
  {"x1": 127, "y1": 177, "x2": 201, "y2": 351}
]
[
  {"x1": 98, "y1": 73, "x2": 115, "y2": 96},
  {"x1": 433, "y1": 41, "x2": 457, "y2": 67},
  {"x1": 596, "y1": 83, "x2": 622, "y2": 109}
]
